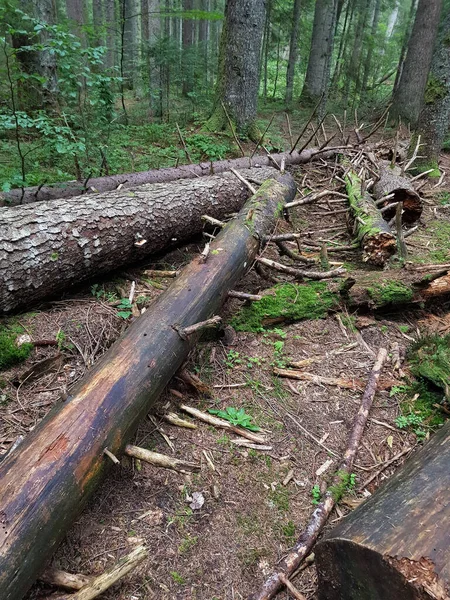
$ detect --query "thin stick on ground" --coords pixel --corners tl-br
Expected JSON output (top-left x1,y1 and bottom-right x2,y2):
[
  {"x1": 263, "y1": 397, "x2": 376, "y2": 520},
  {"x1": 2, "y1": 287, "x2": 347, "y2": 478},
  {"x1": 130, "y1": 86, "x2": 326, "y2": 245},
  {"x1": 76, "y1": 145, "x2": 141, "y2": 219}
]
[
  {"x1": 176, "y1": 122, "x2": 193, "y2": 163},
  {"x1": 296, "y1": 114, "x2": 328, "y2": 156},
  {"x1": 252, "y1": 114, "x2": 275, "y2": 158},
  {"x1": 249, "y1": 347, "x2": 388, "y2": 600},
  {"x1": 53, "y1": 545, "x2": 148, "y2": 600},
  {"x1": 256, "y1": 256, "x2": 345, "y2": 280},
  {"x1": 289, "y1": 96, "x2": 323, "y2": 154},
  {"x1": 222, "y1": 102, "x2": 245, "y2": 157},
  {"x1": 285, "y1": 112, "x2": 294, "y2": 148},
  {"x1": 125, "y1": 445, "x2": 200, "y2": 473},
  {"x1": 230, "y1": 168, "x2": 257, "y2": 194},
  {"x1": 403, "y1": 134, "x2": 421, "y2": 173}
]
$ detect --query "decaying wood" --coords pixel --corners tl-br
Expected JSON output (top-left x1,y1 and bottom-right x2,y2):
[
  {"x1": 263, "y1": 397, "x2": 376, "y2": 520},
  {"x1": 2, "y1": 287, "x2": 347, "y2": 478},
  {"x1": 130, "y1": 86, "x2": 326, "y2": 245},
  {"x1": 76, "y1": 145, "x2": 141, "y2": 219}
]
[
  {"x1": 124, "y1": 445, "x2": 200, "y2": 473},
  {"x1": 0, "y1": 167, "x2": 281, "y2": 313},
  {"x1": 372, "y1": 163, "x2": 422, "y2": 224},
  {"x1": 52, "y1": 545, "x2": 147, "y2": 600},
  {"x1": 250, "y1": 348, "x2": 388, "y2": 600},
  {"x1": 256, "y1": 257, "x2": 346, "y2": 280},
  {"x1": 345, "y1": 170, "x2": 396, "y2": 266},
  {"x1": 175, "y1": 315, "x2": 222, "y2": 339},
  {"x1": 162, "y1": 412, "x2": 197, "y2": 429},
  {"x1": 0, "y1": 174, "x2": 296, "y2": 600},
  {"x1": 228, "y1": 290, "x2": 263, "y2": 301},
  {"x1": 0, "y1": 146, "x2": 342, "y2": 206},
  {"x1": 40, "y1": 569, "x2": 91, "y2": 591},
  {"x1": 180, "y1": 404, "x2": 266, "y2": 444},
  {"x1": 143, "y1": 269, "x2": 179, "y2": 278},
  {"x1": 316, "y1": 421, "x2": 450, "y2": 600},
  {"x1": 273, "y1": 367, "x2": 397, "y2": 392},
  {"x1": 179, "y1": 369, "x2": 213, "y2": 395}
]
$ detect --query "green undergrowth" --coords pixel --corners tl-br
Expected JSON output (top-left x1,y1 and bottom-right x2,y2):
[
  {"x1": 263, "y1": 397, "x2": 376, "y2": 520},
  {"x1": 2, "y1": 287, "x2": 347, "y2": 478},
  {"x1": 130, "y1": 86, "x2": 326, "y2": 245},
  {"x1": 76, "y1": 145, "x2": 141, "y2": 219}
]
[
  {"x1": 366, "y1": 281, "x2": 414, "y2": 306},
  {"x1": 0, "y1": 324, "x2": 33, "y2": 370},
  {"x1": 230, "y1": 282, "x2": 340, "y2": 332},
  {"x1": 408, "y1": 335, "x2": 450, "y2": 398},
  {"x1": 409, "y1": 220, "x2": 450, "y2": 264}
]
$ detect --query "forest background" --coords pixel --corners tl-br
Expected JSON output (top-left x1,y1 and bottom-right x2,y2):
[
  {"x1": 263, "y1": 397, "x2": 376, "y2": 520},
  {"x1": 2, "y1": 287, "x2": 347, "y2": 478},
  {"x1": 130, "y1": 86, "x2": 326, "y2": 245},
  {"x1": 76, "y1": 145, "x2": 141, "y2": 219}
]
[{"x1": 0, "y1": 0, "x2": 448, "y2": 195}]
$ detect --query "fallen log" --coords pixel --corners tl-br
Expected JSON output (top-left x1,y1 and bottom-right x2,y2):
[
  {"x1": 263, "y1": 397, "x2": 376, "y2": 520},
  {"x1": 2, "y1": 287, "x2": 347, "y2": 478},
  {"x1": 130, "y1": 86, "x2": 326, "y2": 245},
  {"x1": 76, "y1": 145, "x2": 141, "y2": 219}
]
[
  {"x1": 345, "y1": 171, "x2": 396, "y2": 266},
  {"x1": 315, "y1": 421, "x2": 450, "y2": 600},
  {"x1": 0, "y1": 167, "x2": 277, "y2": 314},
  {"x1": 0, "y1": 173, "x2": 296, "y2": 600},
  {"x1": 0, "y1": 145, "x2": 344, "y2": 206},
  {"x1": 373, "y1": 163, "x2": 422, "y2": 224}
]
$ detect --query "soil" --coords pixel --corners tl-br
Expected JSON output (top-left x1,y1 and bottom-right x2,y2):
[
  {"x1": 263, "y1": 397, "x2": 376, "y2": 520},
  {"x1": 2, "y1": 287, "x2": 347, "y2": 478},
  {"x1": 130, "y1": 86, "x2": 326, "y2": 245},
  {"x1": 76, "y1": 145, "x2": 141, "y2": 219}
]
[{"x1": 1, "y1": 126, "x2": 449, "y2": 600}]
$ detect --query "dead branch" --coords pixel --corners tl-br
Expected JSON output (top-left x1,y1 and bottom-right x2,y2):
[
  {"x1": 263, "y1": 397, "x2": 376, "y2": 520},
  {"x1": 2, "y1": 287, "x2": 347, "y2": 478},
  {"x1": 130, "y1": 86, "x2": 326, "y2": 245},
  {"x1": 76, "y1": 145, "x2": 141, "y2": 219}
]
[
  {"x1": 256, "y1": 257, "x2": 345, "y2": 280},
  {"x1": 125, "y1": 445, "x2": 200, "y2": 473}
]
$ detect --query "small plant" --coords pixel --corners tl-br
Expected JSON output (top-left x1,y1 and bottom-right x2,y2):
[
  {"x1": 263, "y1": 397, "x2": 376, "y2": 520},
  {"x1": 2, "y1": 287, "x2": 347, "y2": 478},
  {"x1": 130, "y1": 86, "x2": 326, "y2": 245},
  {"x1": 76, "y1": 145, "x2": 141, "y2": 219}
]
[
  {"x1": 0, "y1": 324, "x2": 33, "y2": 370},
  {"x1": 311, "y1": 484, "x2": 321, "y2": 505},
  {"x1": 389, "y1": 384, "x2": 409, "y2": 397},
  {"x1": 395, "y1": 413, "x2": 424, "y2": 429},
  {"x1": 170, "y1": 571, "x2": 185, "y2": 585},
  {"x1": 208, "y1": 406, "x2": 261, "y2": 431},
  {"x1": 246, "y1": 356, "x2": 264, "y2": 368},
  {"x1": 398, "y1": 325, "x2": 410, "y2": 334},
  {"x1": 178, "y1": 534, "x2": 198, "y2": 554},
  {"x1": 225, "y1": 349, "x2": 242, "y2": 368},
  {"x1": 281, "y1": 520, "x2": 296, "y2": 543},
  {"x1": 116, "y1": 298, "x2": 132, "y2": 319}
]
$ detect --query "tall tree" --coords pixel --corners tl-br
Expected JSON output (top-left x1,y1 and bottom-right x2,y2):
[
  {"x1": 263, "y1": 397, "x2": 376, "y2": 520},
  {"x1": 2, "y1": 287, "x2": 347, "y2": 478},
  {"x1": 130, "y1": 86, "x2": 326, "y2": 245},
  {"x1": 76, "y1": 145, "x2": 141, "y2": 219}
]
[
  {"x1": 182, "y1": 0, "x2": 194, "y2": 95},
  {"x1": 205, "y1": 0, "x2": 265, "y2": 140},
  {"x1": 412, "y1": 7, "x2": 450, "y2": 171},
  {"x1": 361, "y1": 0, "x2": 381, "y2": 93},
  {"x1": 342, "y1": 0, "x2": 370, "y2": 106},
  {"x1": 300, "y1": 0, "x2": 338, "y2": 112},
  {"x1": 147, "y1": 0, "x2": 162, "y2": 116},
  {"x1": 392, "y1": 0, "x2": 418, "y2": 93},
  {"x1": 285, "y1": 0, "x2": 302, "y2": 105},
  {"x1": 391, "y1": 0, "x2": 443, "y2": 125}
]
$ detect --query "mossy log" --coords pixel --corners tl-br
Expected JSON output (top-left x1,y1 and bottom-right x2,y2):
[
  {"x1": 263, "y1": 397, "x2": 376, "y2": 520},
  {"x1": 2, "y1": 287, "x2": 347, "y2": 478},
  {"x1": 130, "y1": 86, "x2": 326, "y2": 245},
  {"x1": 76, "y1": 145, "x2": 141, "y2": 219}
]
[
  {"x1": 373, "y1": 163, "x2": 422, "y2": 224},
  {"x1": 0, "y1": 167, "x2": 277, "y2": 314},
  {"x1": 0, "y1": 173, "x2": 296, "y2": 600},
  {"x1": 346, "y1": 171, "x2": 396, "y2": 266},
  {"x1": 315, "y1": 420, "x2": 450, "y2": 600},
  {"x1": 0, "y1": 146, "x2": 340, "y2": 206}
]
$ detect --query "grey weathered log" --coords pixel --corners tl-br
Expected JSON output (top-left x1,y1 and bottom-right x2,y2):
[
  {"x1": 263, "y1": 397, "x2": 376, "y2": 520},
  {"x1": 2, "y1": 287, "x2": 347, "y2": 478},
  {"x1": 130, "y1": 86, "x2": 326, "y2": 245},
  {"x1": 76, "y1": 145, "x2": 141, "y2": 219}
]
[
  {"x1": 0, "y1": 173, "x2": 296, "y2": 600},
  {"x1": 372, "y1": 163, "x2": 422, "y2": 224},
  {"x1": 0, "y1": 167, "x2": 277, "y2": 314},
  {"x1": 0, "y1": 146, "x2": 341, "y2": 206},
  {"x1": 315, "y1": 420, "x2": 450, "y2": 600}
]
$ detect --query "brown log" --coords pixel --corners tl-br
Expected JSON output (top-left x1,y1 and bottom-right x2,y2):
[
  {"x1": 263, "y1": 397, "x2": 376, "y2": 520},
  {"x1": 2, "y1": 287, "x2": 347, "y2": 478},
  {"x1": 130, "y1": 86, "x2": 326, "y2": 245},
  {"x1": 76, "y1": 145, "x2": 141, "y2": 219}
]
[
  {"x1": 315, "y1": 421, "x2": 450, "y2": 600},
  {"x1": 346, "y1": 170, "x2": 396, "y2": 266},
  {"x1": 0, "y1": 167, "x2": 277, "y2": 314},
  {"x1": 0, "y1": 173, "x2": 296, "y2": 600},
  {"x1": 373, "y1": 163, "x2": 422, "y2": 224},
  {"x1": 0, "y1": 146, "x2": 344, "y2": 206}
]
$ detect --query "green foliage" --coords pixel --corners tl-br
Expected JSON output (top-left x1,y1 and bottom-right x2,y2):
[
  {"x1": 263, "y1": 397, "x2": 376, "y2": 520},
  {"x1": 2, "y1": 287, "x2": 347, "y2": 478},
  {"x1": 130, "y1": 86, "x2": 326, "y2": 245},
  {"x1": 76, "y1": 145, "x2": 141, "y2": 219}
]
[
  {"x1": 208, "y1": 406, "x2": 261, "y2": 432},
  {"x1": 178, "y1": 534, "x2": 198, "y2": 554},
  {"x1": 366, "y1": 281, "x2": 414, "y2": 306},
  {"x1": 0, "y1": 324, "x2": 33, "y2": 370},
  {"x1": 116, "y1": 298, "x2": 132, "y2": 320},
  {"x1": 225, "y1": 349, "x2": 242, "y2": 369},
  {"x1": 170, "y1": 571, "x2": 185, "y2": 585},
  {"x1": 186, "y1": 133, "x2": 231, "y2": 161},
  {"x1": 311, "y1": 484, "x2": 321, "y2": 505},
  {"x1": 230, "y1": 282, "x2": 339, "y2": 332},
  {"x1": 408, "y1": 335, "x2": 450, "y2": 395},
  {"x1": 424, "y1": 74, "x2": 447, "y2": 104}
]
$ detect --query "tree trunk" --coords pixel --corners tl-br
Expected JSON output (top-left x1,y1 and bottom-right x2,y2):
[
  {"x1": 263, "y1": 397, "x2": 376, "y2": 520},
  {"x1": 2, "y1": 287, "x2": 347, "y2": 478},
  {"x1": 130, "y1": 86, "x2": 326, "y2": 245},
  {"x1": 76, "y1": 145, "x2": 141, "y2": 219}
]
[
  {"x1": 392, "y1": 0, "x2": 418, "y2": 94},
  {"x1": 0, "y1": 167, "x2": 283, "y2": 313},
  {"x1": 262, "y1": 0, "x2": 272, "y2": 100},
  {"x1": 147, "y1": 0, "x2": 162, "y2": 118},
  {"x1": 122, "y1": 0, "x2": 141, "y2": 90},
  {"x1": 0, "y1": 174, "x2": 296, "y2": 600},
  {"x1": 361, "y1": 0, "x2": 381, "y2": 93},
  {"x1": 331, "y1": 0, "x2": 354, "y2": 92},
  {"x1": 0, "y1": 146, "x2": 342, "y2": 206},
  {"x1": 316, "y1": 421, "x2": 450, "y2": 600},
  {"x1": 182, "y1": 0, "x2": 194, "y2": 96},
  {"x1": 346, "y1": 170, "x2": 396, "y2": 266},
  {"x1": 412, "y1": 9, "x2": 450, "y2": 172},
  {"x1": 92, "y1": 0, "x2": 105, "y2": 48},
  {"x1": 390, "y1": 0, "x2": 443, "y2": 126},
  {"x1": 285, "y1": 0, "x2": 302, "y2": 105},
  {"x1": 342, "y1": 0, "x2": 370, "y2": 107},
  {"x1": 205, "y1": 0, "x2": 266, "y2": 139},
  {"x1": 372, "y1": 164, "x2": 423, "y2": 224},
  {"x1": 104, "y1": 0, "x2": 117, "y2": 69},
  {"x1": 300, "y1": 0, "x2": 338, "y2": 113}
]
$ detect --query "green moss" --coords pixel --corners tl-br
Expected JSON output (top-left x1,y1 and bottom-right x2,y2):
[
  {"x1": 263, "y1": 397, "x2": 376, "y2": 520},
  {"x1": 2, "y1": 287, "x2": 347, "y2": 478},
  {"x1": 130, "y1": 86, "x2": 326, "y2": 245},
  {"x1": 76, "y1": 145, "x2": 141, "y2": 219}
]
[
  {"x1": 408, "y1": 335, "x2": 450, "y2": 395},
  {"x1": 328, "y1": 470, "x2": 351, "y2": 502},
  {"x1": 424, "y1": 74, "x2": 447, "y2": 104},
  {"x1": 50, "y1": 252, "x2": 59, "y2": 261},
  {"x1": 345, "y1": 171, "x2": 384, "y2": 241},
  {"x1": 367, "y1": 281, "x2": 413, "y2": 306},
  {"x1": 0, "y1": 324, "x2": 33, "y2": 370},
  {"x1": 230, "y1": 282, "x2": 339, "y2": 332}
]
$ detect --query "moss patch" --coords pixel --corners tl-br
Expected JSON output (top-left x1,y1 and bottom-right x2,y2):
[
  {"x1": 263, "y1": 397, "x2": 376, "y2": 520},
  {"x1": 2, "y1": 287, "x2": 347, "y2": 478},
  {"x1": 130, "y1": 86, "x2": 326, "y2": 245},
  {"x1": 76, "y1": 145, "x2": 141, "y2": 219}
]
[
  {"x1": 408, "y1": 335, "x2": 450, "y2": 395},
  {"x1": 367, "y1": 281, "x2": 413, "y2": 306},
  {"x1": 424, "y1": 74, "x2": 447, "y2": 104},
  {"x1": 0, "y1": 324, "x2": 33, "y2": 370},
  {"x1": 230, "y1": 282, "x2": 339, "y2": 332}
]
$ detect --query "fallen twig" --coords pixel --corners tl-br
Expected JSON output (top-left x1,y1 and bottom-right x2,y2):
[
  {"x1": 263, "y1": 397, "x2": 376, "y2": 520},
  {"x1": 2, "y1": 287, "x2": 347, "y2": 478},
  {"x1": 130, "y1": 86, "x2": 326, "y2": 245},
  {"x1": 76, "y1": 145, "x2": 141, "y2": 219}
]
[
  {"x1": 256, "y1": 257, "x2": 345, "y2": 280},
  {"x1": 125, "y1": 445, "x2": 200, "y2": 473}
]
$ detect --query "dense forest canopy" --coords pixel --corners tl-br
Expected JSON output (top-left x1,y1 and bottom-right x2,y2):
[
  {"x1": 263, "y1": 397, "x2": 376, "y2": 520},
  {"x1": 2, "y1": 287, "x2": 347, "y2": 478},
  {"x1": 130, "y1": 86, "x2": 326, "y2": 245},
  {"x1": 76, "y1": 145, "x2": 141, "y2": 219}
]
[{"x1": 0, "y1": 0, "x2": 449, "y2": 194}]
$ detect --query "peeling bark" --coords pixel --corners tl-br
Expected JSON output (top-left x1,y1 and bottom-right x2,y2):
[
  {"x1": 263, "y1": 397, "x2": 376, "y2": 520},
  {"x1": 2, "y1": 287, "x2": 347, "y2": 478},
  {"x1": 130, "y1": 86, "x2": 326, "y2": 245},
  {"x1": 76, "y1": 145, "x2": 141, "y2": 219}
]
[
  {"x1": 372, "y1": 164, "x2": 422, "y2": 224},
  {"x1": 0, "y1": 173, "x2": 297, "y2": 600},
  {"x1": 0, "y1": 167, "x2": 277, "y2": 313}
]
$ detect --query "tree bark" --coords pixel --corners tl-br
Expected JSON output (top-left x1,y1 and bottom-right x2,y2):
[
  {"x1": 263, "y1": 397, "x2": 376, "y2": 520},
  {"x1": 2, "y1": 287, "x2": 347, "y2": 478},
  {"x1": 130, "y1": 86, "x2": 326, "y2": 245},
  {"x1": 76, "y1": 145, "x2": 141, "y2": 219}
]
[
  {"x1": 372, "y1": 164, "x2": 422, "y2": 224},
  {"x1": 147, "y1": 0, "x2": 162, "y2": 118},
  {"x1": 0, "y1": 145, "x2": 343, "y2": 206},
  {"x1": 361, "y1": 0, "x2": 381, "y2": 93},
  {"x1": 0, "y1": 174, "x2": 296, "y2": 600},
  {"x1": 0, "y1": 167, "x2": 280, "y2": 314},
  {"x1": 285, "y1": 0, "x2": 302, "y2": 105},
  {"x1": 392, "y1": 0, "x2": 418, "y2": 94},
  {"x1": 182, "y1": 0, "x2": 194, "y2": 96},
  {"x1": 205, "y1": 0, "x2": 266, "y2": 139},
  {"x1": 300, "y1": 0, "x2": 338, "y2": 113},
  {"x1": 412, "y1": 9, "x2": 450, "y2": 171},
  {"x1": 390, "y1": 0, "x2": 443, "y2": 126},
  {"x1": 316, "y1": 421, "x2": 450, "y2": 600}
]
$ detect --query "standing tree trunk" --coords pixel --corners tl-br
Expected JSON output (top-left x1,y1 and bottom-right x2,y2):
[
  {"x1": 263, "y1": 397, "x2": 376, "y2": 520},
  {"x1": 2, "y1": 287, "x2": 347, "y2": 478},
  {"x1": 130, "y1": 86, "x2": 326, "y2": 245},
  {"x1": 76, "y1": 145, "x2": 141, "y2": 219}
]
[
  {"x1": 342, "y1": 0, "x2": 370, "y2": 107},
  {"x1": 361, "y1": 0, "x2": 381, "y2": 93},
  {"x1": 92, "y1": 0, "x2": 105, "y2": 48},
  {"x1": 331, "y1": 0, "x2": 354, "y2": 93},
  {"x1": 411, "y1": 9, "x2": 450, "y2": 172},
  {"x1": 285, "y1": 0, "x2": 302, "y2": 105},
  {"x1": 122, "y1": 0, "x2": 141, "y2": 90},
  {"x1": 182, "y1": 0, "x2": 195, "y2": 96},
  {"x1": 392, "y1": 0, "x2": 418, "y2": 94},
  {"x1": 147, "y1": 0, "x2": 162, "y2": 117},
  {"x1": 390, "y1": 0, "x2": 443, "y2": 126},
  {"x1": 104, "y1": 0, "x2": 117, "y2": 69},
  {"x1": 300, "y1": 0, "x2": 338, "y2": 114},
  {"x1": 204, "y1": 0, "x2": 266, "y2": 140}
]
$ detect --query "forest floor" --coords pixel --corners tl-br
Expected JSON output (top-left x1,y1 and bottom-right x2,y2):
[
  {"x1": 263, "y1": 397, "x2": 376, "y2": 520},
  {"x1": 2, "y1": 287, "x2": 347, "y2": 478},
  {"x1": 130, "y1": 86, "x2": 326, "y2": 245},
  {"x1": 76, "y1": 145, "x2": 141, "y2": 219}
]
[{"x1": 1, "y1": 128, "x2": 450, "y2": 600}]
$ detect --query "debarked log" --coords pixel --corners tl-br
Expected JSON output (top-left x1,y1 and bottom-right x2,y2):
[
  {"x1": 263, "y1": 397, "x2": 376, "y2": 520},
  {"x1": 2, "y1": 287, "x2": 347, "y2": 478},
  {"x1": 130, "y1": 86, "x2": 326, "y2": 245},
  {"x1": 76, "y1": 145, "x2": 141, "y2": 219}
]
[
  {"x1": 0, "y1": 146, "x2": 342, "y2": 206},
  {"x1": 315, "y1": 420, "x2": 450, "y2": 600},
  {"x1": 0, "y1": 167, "x2": 277, "y2": 314},
  {"x1": 345, "y1": 170, "x2": 396, "y2": 266},
  {"x1": 0, "y1": 173, "x2": 297, "y2": 600},
  {"x1": 373, "y1": 163, "x2": 422, "y2": 224}
]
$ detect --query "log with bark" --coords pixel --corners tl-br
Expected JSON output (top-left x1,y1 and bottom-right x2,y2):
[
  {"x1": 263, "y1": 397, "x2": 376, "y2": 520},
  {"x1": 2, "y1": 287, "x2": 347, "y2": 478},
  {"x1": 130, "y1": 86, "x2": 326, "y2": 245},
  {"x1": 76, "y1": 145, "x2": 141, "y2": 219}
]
[
  {"x1": 0, "y1": 167, "x2": 278, "y2": 314},
  {"x1": 373, "y1": 163, "x2": 422, "y2": 224},
  {"x1": 0, "y1": 146, "x2": 343, "y2": 206},
  {"x1": 0, "y1": 173, "x2": 296, "y2": 600},
  {"x1": 315, "y1": 420, "x2": 450, "y2": 600},
  {"x1": 345, "y1": 170, "x2": 396, "y2": 266}
]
